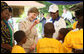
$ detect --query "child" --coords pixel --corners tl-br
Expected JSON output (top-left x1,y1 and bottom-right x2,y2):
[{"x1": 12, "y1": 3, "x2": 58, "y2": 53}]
[
  {"x1": 57, "y1": 28, "x2": 73, "y2": 43},
  {"x1": 11, "y1": 30, "x2": 27, "y2": 53},
  {"x1": 72, "y1": 16, "x2": 83, "y2": 53},
  {"x1": 36, "y1": 23, "x2": 64, "y2": 53},
  {"x1": 62, "y1": 16, "x2": 83, "y2": 53}
]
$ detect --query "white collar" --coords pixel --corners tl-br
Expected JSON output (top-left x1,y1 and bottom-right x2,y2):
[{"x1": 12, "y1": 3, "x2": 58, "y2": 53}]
[{"x1": 72, "y1": 28, "x2": 83, "y2": 32}]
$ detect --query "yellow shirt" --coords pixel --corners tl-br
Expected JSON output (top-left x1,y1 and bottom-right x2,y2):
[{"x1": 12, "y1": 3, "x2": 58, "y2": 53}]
[
  {"x1": 63, "y1": 28, "x2": 83, "y2": 53},
  {"x1": 36, "y1": 38, "x2": 64, "y2": 53},
  {"x1": 73, "y1": 21, "x2": 78, "y2": 29},
  {"x1": 11, "y1": 45, "x2": 26, "y2": 53}
]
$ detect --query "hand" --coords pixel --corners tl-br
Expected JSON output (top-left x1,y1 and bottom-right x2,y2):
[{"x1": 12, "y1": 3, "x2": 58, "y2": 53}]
[
  {"x1": 29, "y1": 43, "x2": 36, "y2": 52},
  {"x1": 33, "y1": 19, "x2": 39, "y2": 25},
  {"x1": 30, "y1": 19, "x2": 39, "y2": 30}
]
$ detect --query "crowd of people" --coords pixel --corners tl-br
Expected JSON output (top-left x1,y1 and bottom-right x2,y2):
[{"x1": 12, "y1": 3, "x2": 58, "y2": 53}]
[{"x1": 1, "y1": 1, "x2": 83, "y2": 53}]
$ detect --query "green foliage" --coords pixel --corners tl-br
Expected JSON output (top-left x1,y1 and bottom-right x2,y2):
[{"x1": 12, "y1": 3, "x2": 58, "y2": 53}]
[
  {"x1": 58, "y1": 5, "x2": 63, "y2": 16},
  {"x1": 37, "y1": 1, "x2": 73, "y2": 16},
  {"x1": 37, "y1": 1, "x2": 52, "y2": 13},
  {"x1": 36, "y1": 1, "x2": 74, "y2": 36},
  {"x1": 58, "y1": 5, "x2": 73, "y2": 16},
  {"x1": 66, "y1": 20, "x2": 76, "y2": 28}
]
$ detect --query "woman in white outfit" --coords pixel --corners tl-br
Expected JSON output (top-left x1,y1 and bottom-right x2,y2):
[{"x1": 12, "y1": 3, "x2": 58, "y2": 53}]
[{"x1": 18, "y1": 7, "x2": 39, "y2": 53}]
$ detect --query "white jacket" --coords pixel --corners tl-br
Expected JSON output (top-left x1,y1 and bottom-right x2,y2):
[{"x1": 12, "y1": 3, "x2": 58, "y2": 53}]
[{"x1": 18, "y1": 18, "x2": 38, "y2": 48}]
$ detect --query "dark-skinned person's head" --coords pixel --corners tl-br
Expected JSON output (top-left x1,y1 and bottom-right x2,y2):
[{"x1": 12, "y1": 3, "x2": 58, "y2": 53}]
[
  {"x1": 14, "y1": 30, "x2": 27, "y2": 45},
  {"x1": 1, "y1": 2, "x2": 11, "y2": 21},
  {"x1": 44, "y1": 23, "x2": 55, "y2": 38},
  {"x1": 75, "y1": 9, "x2": 83, "y2": 20},
  {"x1": 48, "y1": 4, "x2": 59, "y2": 20},
  {"x1": 8, "y1": 6, "x2": 13, "y2": 19},
  {"x1": 76, "y1": 16, "x2": 83, "y2": 29},
  {"x1": 69, "y1": 2, "x2": 83, "y2": 21},
  {"x1": 57, "y1": 28, "x2": 73, "y2": 42}
]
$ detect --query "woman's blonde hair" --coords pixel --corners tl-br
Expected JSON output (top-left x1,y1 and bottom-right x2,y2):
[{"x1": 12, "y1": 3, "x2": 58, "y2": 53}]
[{"x1": 28, "y1": 7, "x2": 39, "y2": 15}]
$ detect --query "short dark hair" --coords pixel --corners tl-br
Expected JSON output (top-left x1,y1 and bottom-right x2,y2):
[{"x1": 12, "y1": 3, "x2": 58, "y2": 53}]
[
  {"x1": 44, "y1": 23, "x2": 55, "y2": 36},
  {"x1": 59, "y1": 28, "x2": 73, "y2": 38},
  {"x1": 8, "y1": 6, "x2": 12, "y2": 13},
  {"x1": 76, "y1": 16, "x2": 83, "y2": 29},
  {"x1": 14, "y1": 30, "x2": 26, "y2": 43},
  {"x1": 75, "y1": 9, "x2": 83, "y2": 18}
]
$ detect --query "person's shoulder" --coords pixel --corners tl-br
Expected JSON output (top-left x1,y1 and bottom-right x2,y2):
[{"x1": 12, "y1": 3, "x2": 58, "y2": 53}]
[
  {"x1": 38, "y1": 38, "x2": 46, "y2": 41},
  {"x1": 12, "y1": 45, "x2": 26, "y2": 53},
  {"x1": 37, "y1": 38, "x2": 44, "y2": 44},
  {"x1": 65, "y1": 28, "x2": 83, "y2": 41},
  {"x1": 60, "y1": 17, "x2": 65, "y2": 20},
  {"x1": 52, "y1": 38, "x2": 62, "y2": 45},
  {"x1": 19, "y1": 18, "x2": 27, "y2": 23},
  {"x1": 38, "y1": 38, "x2": 49, "y2": 42},
  {"x1": 64, "y1": 29, "x2": 73, "y2": 39},
  {"x1": 64, "y1": 28, "x2": 80, "y2": 39},
  {"x1": 13, "y1": 45, "x2": 24, "y2": 50},
  {"x1": 58, "y1": 17, "x2": 65, "y2": 22}
]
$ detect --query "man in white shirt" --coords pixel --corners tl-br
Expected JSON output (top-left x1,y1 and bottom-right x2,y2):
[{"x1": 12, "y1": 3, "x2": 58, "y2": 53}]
[{"x1": 46, "y1": 4, "x2": 66, "y2": 39}]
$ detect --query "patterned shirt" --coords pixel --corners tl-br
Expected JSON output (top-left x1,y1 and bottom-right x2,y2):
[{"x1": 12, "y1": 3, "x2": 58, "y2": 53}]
[{"x1": 1, "y1": 20, "x2": 11, "y2": 53}]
